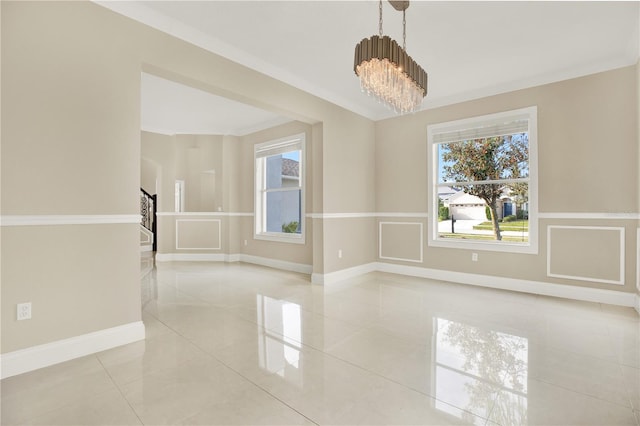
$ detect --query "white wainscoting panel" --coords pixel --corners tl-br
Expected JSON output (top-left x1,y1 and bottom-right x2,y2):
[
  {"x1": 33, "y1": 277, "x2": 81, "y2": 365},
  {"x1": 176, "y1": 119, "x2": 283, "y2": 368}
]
[
  {"x1": 547, "y1": 225, "x2": 625, "y2": 285},
  {"x1": 379, "y1": 222, "x2": 423, "y2": 263},
  {"x1": 176, "y1": 219, "x2": 221, "y2": 250}
]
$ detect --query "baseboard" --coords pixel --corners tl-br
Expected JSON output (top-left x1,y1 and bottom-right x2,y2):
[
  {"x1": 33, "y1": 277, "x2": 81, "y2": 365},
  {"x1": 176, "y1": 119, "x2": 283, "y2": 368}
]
[
  {"x1": 310, "y1": 262, "x2": 637, "y2": 308},
  {"x1": 155, "y1": 252, "x2": 311, "y2": 275},
  {"x1": 152, "y1": 254, "x2": 638, "y2": 310},
  {"x1": 239, "y1": 254, "x2": 312, "y2": 275},
  {"x1": 0, "y1": 321, "x2": 145, "y2": 379},
  {"x1": 156, "y1": 253, "x2": 228, "y2": 262},
  {"x1": 376, "y1": 262, "x2": 638, "y2": 308},
  {"x1": 312, "y1": 263, "x2": 378, "y2": 285}
]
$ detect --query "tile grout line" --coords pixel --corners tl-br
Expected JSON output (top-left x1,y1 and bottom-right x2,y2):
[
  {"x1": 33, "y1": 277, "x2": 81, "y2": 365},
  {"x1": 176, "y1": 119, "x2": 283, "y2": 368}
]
[
  {"x1": 144, "y1": 262, "x2": 640, "y2": 424},
  {"x1": 148, "y1": 298, "x2": 476, "y2": 424},
  {"x1": 1, "y1": 355, "x2": 136, "y2": 425},
  {"x1": 147, "y1": 310, "x2": 321, "y2": 426},
  {"x1": 527, "y1": 318, "x2": 638, "y2": 413},
  {"x1": 619, "y1": 360, "x2": 640, "y2": 416},
  {"x1": 212, "y1": 313, "x2": 493, "y2": 424},
  {"x1": 528, "y1": 367, "x2": 636, "y2": 411},
  {"x1": 146, "y1": 279, "x2": 494, "y2": 424},
  {"x1": 95, "y1": 355, "x2": 146, "y2": 425},
  {"x1": 603, "y1": 314, "x2": 640, "y2": 413}
]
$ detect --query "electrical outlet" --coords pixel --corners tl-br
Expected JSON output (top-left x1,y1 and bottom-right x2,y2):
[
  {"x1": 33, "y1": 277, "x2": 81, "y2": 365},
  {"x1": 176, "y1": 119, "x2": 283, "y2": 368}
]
[
  {"x1": 338, "y1": 249, "x2": 343, "y2": 258},
  {"x1": 243, "y1": 239, "x2": 248, "y2": 246},
  {"x1": 17, "y1": 302, "x2": 31, "y2": 320},
  {"x1": 472, "y1": 253, "x2": 478, "y2": 262}
]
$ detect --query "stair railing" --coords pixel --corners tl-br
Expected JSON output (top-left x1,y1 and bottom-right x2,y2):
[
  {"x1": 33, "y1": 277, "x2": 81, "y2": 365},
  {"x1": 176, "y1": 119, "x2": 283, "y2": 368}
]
[{"x1": 140, "y1": 188, "x2": 157, "y2": 251}]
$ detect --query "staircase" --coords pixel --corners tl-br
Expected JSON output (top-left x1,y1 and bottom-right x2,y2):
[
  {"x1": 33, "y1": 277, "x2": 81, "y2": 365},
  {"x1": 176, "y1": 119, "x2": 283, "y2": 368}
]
[{"x1": 140, "y1": 188, "x2": 157, "y2": 252}]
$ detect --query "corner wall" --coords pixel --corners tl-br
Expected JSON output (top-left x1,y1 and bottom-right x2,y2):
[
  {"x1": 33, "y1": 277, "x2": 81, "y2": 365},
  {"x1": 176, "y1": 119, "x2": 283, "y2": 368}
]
[
  {"x1": 375, "y1": 65, "x2": 639, "y2": 304},
  {"x1": 1, "y1": 1, "x2": 144, "y2": 366},
  {"x1": 145, "y1": 121, "x2": 317, "y2": 271},
  {"x1": 1, "y1": 0, "x2": 376, "y2": 376},
  {"x1": 637, "y1": 60, "x2": 640, "y2": 313}
]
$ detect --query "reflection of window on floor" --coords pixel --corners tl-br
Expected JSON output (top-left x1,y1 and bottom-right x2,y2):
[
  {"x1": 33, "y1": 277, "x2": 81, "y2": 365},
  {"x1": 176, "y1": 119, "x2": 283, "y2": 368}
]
[
  {"x1": 433, "y1": 318, "x2": 528, "y2": 424},
  {"x1": 256, "y1": 295, "x2": 303, "y2": 387}
]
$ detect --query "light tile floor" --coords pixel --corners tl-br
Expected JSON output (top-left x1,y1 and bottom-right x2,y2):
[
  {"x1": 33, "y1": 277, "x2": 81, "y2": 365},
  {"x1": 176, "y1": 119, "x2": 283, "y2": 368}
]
[{"x1": 2, "y1": 258, "x2": 639, "y2": 425}]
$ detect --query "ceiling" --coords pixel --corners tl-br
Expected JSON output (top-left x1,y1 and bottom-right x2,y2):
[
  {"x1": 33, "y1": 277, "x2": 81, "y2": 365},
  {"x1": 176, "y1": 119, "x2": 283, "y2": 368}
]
[
  {"x1": 141, "y1": 72, "x2": 291, "y2": 136},
  {"x1": 100, "y1": 1, "x2": 639, "y2": 133}
]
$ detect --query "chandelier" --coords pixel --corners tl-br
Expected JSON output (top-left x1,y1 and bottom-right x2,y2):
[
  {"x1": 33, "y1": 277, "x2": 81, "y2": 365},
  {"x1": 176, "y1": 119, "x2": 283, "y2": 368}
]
[{"x1": 354, "y1": 0, "x2": 428, "y2": 114}]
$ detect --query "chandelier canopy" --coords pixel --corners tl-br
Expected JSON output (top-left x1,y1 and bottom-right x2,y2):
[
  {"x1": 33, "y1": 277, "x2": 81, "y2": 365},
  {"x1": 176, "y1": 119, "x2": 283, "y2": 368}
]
[{"x1": 354, "y1": 0, "x2": 428, "y2": 114}]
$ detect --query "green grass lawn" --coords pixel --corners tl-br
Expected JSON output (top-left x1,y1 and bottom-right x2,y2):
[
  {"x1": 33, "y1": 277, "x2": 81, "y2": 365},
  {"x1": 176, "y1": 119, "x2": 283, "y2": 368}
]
[
  {"x1": 472, "y1": 220, "x2": 528, "y2": 232},
  {"x1": 440, "y1": 233, "x2": 528, "y2": 242}
]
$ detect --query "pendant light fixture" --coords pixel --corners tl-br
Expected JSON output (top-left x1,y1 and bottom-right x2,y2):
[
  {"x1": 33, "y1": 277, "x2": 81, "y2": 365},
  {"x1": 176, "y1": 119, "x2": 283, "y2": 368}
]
[{"x1": 354, "y1": 0, "x2": 428, "y2": 114}]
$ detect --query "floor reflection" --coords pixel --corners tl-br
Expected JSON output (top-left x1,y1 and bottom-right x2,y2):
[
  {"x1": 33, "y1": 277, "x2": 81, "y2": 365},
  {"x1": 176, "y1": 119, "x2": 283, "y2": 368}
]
[
  {"x1": 140, "y1": 252, "x2": 156, "y2": 308},
  {"x1": 256, "y1": 295, "x2": 303, "y2": 387},
  {"x1": 434, "y1": 318, "x2": 528, "y2": 423},
  {"x1": 134, "y1": 260, "x2": 637, "y2": 425}
]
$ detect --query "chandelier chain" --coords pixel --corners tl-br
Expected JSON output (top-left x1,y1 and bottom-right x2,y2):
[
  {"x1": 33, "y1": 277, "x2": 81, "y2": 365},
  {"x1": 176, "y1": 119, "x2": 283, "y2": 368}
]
[
  {"x1": 402, "y1": 9, "x2": 406, "y2": 50},
  {"x1": 378, "y1": 0, "x2": 383, "y2": 37}
]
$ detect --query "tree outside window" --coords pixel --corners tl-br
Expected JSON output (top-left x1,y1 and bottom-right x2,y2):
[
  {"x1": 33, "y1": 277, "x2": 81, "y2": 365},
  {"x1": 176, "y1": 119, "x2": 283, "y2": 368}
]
[{"x1": 439, "y1": 133, "x2": 528, "y2": 241}]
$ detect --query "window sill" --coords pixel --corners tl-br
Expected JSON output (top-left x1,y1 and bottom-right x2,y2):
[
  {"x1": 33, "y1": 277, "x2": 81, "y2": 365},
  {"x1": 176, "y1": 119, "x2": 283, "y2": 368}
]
[
  {"x1": 428, "y1": 238, "x2": 538, "y2": 254},
  {"x1": 254, "y1": 232, "x2": 306, "y2": 245}
]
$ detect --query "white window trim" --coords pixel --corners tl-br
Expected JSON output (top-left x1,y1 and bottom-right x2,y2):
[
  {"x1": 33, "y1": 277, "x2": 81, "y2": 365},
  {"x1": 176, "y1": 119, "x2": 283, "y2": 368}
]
[
  {"x1": 254, "y1": 133, "x2": 306, "y2": 244},
  {"x1": 428, "y1": 106, "x2": 538, "y2": 254}
]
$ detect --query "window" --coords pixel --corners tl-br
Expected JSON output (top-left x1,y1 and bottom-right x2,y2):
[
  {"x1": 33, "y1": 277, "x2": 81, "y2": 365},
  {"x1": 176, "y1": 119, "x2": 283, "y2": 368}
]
[
  {"x1": 428, "y1": 106, "x2": 537, "y2": 253},
  {"x1": 255, "y1": 133, "x2": 305, "y2": 243}
]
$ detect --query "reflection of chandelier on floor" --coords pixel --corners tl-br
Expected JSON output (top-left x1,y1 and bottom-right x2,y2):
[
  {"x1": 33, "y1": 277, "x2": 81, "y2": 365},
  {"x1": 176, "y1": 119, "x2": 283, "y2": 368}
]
[{"x1": 354, "y1": 0, "x2": 428, "y2": 114}]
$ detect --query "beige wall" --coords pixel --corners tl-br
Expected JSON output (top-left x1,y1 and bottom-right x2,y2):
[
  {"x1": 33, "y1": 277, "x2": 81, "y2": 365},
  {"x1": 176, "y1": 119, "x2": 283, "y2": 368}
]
[
  {"x1": 2, "y1": 2, "x2": 143, "y2": 353},
  {"x1": 222, "y1": 135, "x2": 242, "y2": 214},
  {"x1": 322, "y1": 113, "x2": 376, "y2": 214},
  {"x1": 323, "y1": 218, "x2": 377, "y2": 272},
  {"x1": 222, "y1": 135, "x2": 242, "y2": 255},
  {"x1": 142, "y1": 132, "x2": 224, "y2": 213},
  {"x1": 1, "y1": 3, "x2": 141, "y2": 217},
  {"x1": 311, "y1": 123, "x2": 325, "y2": 274},
  {"x1": 376, "y1": 65, "x2": 639, "y2": 293},
  {"x1": 144, "y1": 108, "x2": 376, "y2": 272},
  {"x1": 140, "y1": 157, "x2": 158, "y2": 195},
  {"x1": 141, "y1": 132, "x2": 174, "y2": 212},
  {"x1": 637, "y1": 60, "x2": 640, "y2": 297},
  {"x1": 1, "y1": 1, "x2": 376, "y2": 355},
  {"x1": 143, "y1": 121, "x2": 317, "y2": 267},
  {"x1": 174, "y1": 134, "x2": 224, "y2": 212},
  {"x1": 1, "y1": 225, "x2": 141, "y2": 353}
]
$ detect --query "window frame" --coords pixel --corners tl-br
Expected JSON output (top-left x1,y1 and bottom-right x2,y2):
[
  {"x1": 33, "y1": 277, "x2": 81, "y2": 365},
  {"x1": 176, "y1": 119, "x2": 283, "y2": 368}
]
[
  {"x1": 428, "y1": 106, "x2": 538, "y2": 254},
  {"x1": 254, "y1": 133, "x2": 306, "y2": 244}
]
